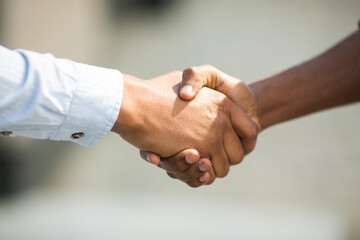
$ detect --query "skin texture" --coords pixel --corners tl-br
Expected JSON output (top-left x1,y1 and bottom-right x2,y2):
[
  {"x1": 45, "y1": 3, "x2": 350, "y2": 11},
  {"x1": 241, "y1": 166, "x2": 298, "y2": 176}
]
[
  {"x1": 140, "y1": 67, "x2": 260, "y2": 187},
  {"x1": 141, "y1": 29, "x2": 360, "y2": 188},
  {"x1": 251, "y1": 30, "x2": 360, "y2": 129},
  {"x1": 111, "y1": 71, "x2": 258, "y2": 180}
]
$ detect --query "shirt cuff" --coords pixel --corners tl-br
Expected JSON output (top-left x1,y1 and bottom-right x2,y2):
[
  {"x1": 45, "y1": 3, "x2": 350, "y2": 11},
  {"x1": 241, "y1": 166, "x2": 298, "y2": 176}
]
[{"x1": 51, "y1": 63, "x2": 123, "y2": 147}]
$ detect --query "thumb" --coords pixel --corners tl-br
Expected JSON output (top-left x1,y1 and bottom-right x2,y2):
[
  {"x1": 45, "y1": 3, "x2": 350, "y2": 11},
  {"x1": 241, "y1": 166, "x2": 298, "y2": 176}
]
[
  {"x1": 180, "y1": 65, "x2": 236, "y2": 101},
  {"x1": 180, "y1": 66, "x2": 206, "y2": 100}
]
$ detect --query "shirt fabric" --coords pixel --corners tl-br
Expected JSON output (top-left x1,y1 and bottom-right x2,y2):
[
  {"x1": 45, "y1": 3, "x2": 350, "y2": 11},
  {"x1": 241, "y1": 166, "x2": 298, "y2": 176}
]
[{"x1": 0, "y1": 45, "x2": 123, "y2": 147}]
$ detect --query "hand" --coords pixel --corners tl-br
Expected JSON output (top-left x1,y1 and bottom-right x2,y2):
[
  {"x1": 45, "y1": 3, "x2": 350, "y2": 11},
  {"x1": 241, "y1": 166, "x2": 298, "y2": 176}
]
[
  {"x1": 141, "y1": 149, "x2": 214, "y2": 187},
  {"x1": 180, "y1": 65, "x2": 260, "y2": 131},
  {"x1": 112, "y1": 71, "x2": 258, "y2": 178},
  {"x1": 141, "y1": 65, "x2": 260, "y2": 187}
]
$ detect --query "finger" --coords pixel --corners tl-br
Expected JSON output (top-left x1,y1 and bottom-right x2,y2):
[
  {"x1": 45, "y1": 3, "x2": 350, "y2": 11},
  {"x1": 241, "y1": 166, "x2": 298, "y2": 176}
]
[
  {"x1": 202, "y1": 158, "x2": 216, "y2": 185},
  {"x1": 223, "y1": 128, "x2": 245, "y2": 165},
  {"x1": 168, "y1": 158, "x2": 212, "y2": 183},
  {"x1": 205, "y1": 166, "x2": 216, "y2": 185},
  {"x1": 211, "y1": 146, "x2": 230, "y2": 178},
  {"x1": 198, "y1": 172, "x2": 211, "y2": 184},
  {"x1": 159, "y1": 149, "x2": 200, "y2": 173},
  {"x1": 139, "y1": 150, "x2": 161, "y2": 165},
  {"x1": 186, "y1": 159, "x2": 214, "y2": 187},
  {"x1": 186, "y1": 165, "x2": 211, "y2": 188},
  {"x1": 180, "y1": 67, "x2": 205, "y2": 100},
  {"x1": 168, "y1": 171, "x2": 210, "y2": 186},
  {"x1": 180, "y1": 65, "x2": 238, "y2": 100},
  {"x1": 229, "y1": 101, "x2": 259, "y2": 154},
  {"x1": 198, "y1": 158, "x2": 214, "y2": 184}
]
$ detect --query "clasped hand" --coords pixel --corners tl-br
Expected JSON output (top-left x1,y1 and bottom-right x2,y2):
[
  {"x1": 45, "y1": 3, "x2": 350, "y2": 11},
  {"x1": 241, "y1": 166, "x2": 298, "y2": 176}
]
[{"x1": 112, "y1": 65, "x2": 260, "y2": 187}]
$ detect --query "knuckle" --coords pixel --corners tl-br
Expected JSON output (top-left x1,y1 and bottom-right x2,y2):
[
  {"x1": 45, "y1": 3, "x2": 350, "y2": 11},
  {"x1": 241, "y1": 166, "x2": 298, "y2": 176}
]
[
  {"x1": 218, "y1": 111, "x2": 229, "y2": 126},
  {"x1": 183, "y1": 66, "x2": 197, "y2": 76},
  {"x1": 183, "y1": 67, "x2": 203, "y2": 87},
  {"x1": 216, "y1": 164, "x2": 230, "y2": 178},
  {"x1": 212, "y1": 110, "x2": 230, "y2": 134},
  {"x1": 244, "y1": 123, "x2": 259, "y2": 154},
  {"x1": 216, "y1": 94, "x2": 231, "y2": 110},
  {"x1": 206, "y1": 177, "x2": 215, "y2": 185},
  {"x1": 248, "y1": 122, "x2": 259, "y2": 140},
  {"x1": 246, "y1": 141, "x2": 256, "y2": 155},
  {"x1": 232, "y1": 153, "x2": 244, "y2": 165}
]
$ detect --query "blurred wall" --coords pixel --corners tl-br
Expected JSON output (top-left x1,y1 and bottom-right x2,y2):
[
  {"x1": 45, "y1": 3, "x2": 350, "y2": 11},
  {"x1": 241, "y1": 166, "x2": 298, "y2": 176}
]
[{"x1": 0, "y1": 0, "x2": 359, "y2": 239}]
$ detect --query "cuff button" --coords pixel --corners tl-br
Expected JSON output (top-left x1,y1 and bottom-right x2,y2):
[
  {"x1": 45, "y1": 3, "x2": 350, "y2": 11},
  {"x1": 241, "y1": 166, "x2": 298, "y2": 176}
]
[
  {"x1": 71, "y1": 132, "x2": 84, "y2": 139},
  {"x1": 1, "y1": 131, "x2": 13, "y2": 136}
]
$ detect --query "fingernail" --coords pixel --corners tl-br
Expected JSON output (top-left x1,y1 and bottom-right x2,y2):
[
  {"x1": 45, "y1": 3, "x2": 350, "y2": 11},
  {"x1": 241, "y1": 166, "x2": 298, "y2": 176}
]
[
  {"x1": 185, "y1": 154, "x2": 197, "y2": 164},
  {"x1": 145, "y1": 155, "x2": 151, "y2": 163},
  {"x1": 141, "y1": 152, "x2": 150, "y2": 162},
  {"x1": 180, "y1": 85, "x2": 194, "y2": 96},
  {"x1": 199, "y1": 162, "x2": 209, "y2": 172},
  {"x1": 199, "y1": 175, "x2": 207, "y2": 183}
]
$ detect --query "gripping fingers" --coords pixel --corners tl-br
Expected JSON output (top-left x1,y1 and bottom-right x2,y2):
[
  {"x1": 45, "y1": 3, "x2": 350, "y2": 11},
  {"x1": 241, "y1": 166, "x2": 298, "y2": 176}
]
[
  {"x1": 211, "y1": 147, "x2": 230, "y2": 178},
  {"x1": 159, "y1": 149, "x2": 200, "y2": 173},
  {"x1": 140, "y1": 149, "x2": 201, "y2": 173},
  {"x1": 167, "y1": 158, "x2": 212, "y2": 183},
  {"x1": 167, "y1": 158, "x2": 215, "y2": 188},
  {"x1": 204, "y1": 162, "x2": 216, "y2": 185},
  {"x1": 187, "y1": 164, "x2": 216, "y2": 188},
  {"x1": 224, "y1": 128, "x2": 245, "y2": 165},
  {"x1": 229, "y1": 101, "x2": 259, "y2": 154}
]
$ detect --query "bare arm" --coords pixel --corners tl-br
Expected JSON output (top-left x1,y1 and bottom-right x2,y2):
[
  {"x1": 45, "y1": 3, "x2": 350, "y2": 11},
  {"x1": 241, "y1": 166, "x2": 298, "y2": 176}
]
[{"x1": 251, "y1": 30, "x2": 360, "y2": 130}]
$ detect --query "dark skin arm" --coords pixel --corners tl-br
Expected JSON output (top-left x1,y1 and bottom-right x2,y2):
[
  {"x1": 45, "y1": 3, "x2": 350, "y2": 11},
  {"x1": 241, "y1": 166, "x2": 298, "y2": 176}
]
[
  {"x1": 252, "y1": 31, "x2": 360, "y2": 129},
  {"x1": 141, "y1": 28, "x2": 360, "y2": 187}
]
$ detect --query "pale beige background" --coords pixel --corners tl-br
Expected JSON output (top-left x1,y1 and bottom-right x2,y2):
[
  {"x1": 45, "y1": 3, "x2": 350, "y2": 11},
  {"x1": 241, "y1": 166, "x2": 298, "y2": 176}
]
[{"x1": 0, "y1": 0, "x2": 359, "y2": 239}]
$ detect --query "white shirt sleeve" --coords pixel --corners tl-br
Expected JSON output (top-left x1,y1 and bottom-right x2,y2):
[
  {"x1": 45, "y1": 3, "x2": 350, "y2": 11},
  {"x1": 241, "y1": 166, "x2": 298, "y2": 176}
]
[{"x1": 0, "y1": 45, "x2": 123, "y2": 147}]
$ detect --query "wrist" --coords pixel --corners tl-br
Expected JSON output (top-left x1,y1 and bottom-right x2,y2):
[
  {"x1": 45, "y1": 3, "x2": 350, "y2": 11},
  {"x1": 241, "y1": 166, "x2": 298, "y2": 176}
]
[
  {"x1": 248, "y1": 75, "x2": 276, "y2": 131},
  {"x1": 248, "y1": 66, "x2": 305, "y2": 130},
  {"x1": 111, "y1": 74, "x2": 147, "y2": 136},
  {"x1": 111, "y1": 74, "x2": 173, "y2": 153}
]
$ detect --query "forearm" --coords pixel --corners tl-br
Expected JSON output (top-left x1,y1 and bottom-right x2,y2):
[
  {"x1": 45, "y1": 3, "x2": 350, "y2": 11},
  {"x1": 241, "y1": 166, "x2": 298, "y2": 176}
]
[{"x1": 249, "y1": 30, "x2": 360, "y2": 130}]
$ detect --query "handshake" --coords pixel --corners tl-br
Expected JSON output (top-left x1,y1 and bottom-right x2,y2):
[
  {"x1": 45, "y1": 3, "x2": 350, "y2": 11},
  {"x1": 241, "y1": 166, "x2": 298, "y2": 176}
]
[
  {"x1": 111, "y1": 30, "x2": 360, "y2": 188},
  {"x1": 111, "y1": 65, "x2": 260, "y2": 187},
  {"x1": 0, "y1": 28, "x2": 357, "y2": 187}
]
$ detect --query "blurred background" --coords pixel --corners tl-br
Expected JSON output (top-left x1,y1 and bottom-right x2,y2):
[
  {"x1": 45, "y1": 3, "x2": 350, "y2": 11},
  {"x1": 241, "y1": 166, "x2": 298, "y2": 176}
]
[{"x1": 0, "y1": 0, "x2": 359, "y2": 239}]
